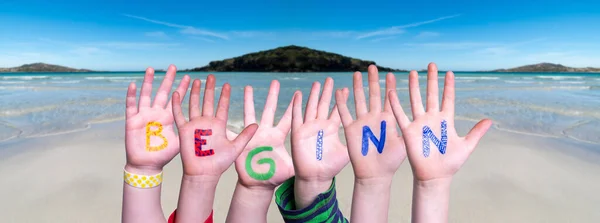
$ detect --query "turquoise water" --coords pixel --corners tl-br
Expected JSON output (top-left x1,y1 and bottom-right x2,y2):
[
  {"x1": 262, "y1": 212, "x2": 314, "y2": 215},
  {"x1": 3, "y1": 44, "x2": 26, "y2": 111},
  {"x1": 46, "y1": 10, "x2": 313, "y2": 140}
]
[{"x1": 1, "y1": 71, "x2": 599, "y2": 145}]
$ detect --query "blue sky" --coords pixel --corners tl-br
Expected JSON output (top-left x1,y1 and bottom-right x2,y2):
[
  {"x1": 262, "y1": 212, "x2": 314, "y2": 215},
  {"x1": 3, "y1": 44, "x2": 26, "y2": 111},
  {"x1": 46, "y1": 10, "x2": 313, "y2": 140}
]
[{"x1": 1, "y1": 0, "x2": 600, "y2": 71}]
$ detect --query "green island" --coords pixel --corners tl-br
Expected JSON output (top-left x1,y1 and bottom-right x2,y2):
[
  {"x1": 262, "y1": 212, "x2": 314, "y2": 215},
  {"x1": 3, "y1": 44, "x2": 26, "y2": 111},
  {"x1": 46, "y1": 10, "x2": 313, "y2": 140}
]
[
  {"x1": 491, "y1": 62, "x2": 600, "y2": 72},
  {"x1": 0, "y1": 63, "x2": 92, "y2": 72},
  {"x1": 183, "y1": 45, "x2": 405, "y2": 72}
]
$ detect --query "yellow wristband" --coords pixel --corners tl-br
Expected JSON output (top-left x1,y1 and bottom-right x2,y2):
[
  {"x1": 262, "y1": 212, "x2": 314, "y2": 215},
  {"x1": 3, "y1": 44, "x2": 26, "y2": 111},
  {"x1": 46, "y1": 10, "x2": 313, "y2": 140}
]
[{"x1": 124, "y1": 169, "x2": 163, "y2": 188}]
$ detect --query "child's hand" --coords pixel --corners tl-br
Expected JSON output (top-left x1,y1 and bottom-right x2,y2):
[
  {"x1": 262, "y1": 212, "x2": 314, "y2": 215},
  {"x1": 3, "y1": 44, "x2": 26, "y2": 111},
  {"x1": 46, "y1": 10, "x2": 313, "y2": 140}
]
[
  {"x1": 291, "y1": 78, "x2": 350, "y2": 208},
  {"x1": 233, "y1": 80, "x2": 294, "y2": 189},
  {"x1": 388, "y1": 63, "x2": 492, "y2": 182},
  {"x1": 172, "y1": 75, "x2": 258, "y2": 177},
  {"x1": 335, "y1": 65, "x2": 407, "y2": 181},
  {"x1": 125, "y1": 65, "x2": 190, "y2": 173},
  {"x1": 292, "y1": 78, "x2": 349, "y2": 184}
]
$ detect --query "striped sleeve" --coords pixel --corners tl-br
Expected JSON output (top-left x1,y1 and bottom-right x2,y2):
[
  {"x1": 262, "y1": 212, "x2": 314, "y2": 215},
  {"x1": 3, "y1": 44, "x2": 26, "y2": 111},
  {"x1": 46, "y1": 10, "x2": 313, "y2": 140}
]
[{"x1": 275, "y1": 177, "x2": 348, "y2": 223}]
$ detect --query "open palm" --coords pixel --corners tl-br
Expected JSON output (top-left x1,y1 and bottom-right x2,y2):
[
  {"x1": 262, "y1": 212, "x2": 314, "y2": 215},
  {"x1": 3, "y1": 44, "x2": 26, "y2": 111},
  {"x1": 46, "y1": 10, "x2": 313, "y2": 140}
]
[
  {"x1": 336, "y1": 65, "x2": 407, "y2": 180},
  {"x1": 172, "y1": 75, "x2": 257, "y2": 176},
  {"x1": 388, "y1": 63, "x2": 492, "y2": 181},
  {"x1": 125, "y1": 65, "x2": 190, "y2": 170},
  {"x1": 292, "y1": 78, "x2": 349, "y2": 181},
  {"x1": 233, "y1": 80, "x2": 295, "y2": 188}
]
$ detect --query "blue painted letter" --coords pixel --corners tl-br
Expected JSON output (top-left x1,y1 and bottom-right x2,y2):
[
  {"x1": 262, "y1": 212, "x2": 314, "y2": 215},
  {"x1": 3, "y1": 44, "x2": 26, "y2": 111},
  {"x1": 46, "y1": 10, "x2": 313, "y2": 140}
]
[
  {"x1": 316, "y1": 129, "x2": 324, "y2": 160},
  {"x1": 361, "y1": 121, "x2": 387, "y2": 156},
  {"x1": 422, "y1": 120, "x2": 448, "y2": 157}
]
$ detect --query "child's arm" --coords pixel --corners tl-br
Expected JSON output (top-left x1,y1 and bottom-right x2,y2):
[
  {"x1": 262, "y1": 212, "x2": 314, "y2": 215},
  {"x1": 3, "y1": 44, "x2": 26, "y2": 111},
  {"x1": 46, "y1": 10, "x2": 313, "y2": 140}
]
[
  {"x1": 388, "y1": 63, "x2": 492, "y2": 223},
  {"x1": 122, "y1": 66, "x2": 191, "y2": 223},
  {"x1": 274, "y1": 78, "x2": 350, "y2": 222},
  {"x1": 335, "y1": 65, "x2": 408, "y2": 223},
  {"x1": 225, "y1": 80, "x2": 295, "y2": 223},
  {"x1": 171, "y1": 75, "x2": 258, "y2": 222}
]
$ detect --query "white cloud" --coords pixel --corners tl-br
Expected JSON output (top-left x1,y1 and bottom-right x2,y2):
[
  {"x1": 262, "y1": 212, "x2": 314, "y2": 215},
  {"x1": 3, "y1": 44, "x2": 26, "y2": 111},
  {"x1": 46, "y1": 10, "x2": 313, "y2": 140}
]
[
  {"x1": 370, "y1": 36, "x2": 396, "y2": 42},
  {"x1": 357, "y1": 14, "x2": 460, "y2": 40},
  {"x1": 190, "y1": 37, "x2": 216, "y2": 43},
  {"x1": 180, "y1": 27, "x2": 229, "y2": 40},
  {"x1": 122, "y1": 14, "x2": 187, "y2": 28},
  {"x1": 230, "y1": 31, "x2": 275, "y2": 38},
  {"x1": 145, "y1": 31, "x2": 169, "y2": 39},
  {"x1": 123, "y1": 14, "x2": 228, "y2": 40}
]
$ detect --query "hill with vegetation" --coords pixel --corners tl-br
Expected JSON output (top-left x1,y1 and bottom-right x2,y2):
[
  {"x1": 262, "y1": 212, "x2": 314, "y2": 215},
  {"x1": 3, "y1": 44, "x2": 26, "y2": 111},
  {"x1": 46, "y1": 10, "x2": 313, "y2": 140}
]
[
  {"x1": 492, "y1": 63, "x2": 600, "y2": 72},
  {"x1": 0, "y1": 63, "x2": 92, "y2": 72},
  {"x1": 186, "y1": 45, "x2": 405, "y2": 72}
]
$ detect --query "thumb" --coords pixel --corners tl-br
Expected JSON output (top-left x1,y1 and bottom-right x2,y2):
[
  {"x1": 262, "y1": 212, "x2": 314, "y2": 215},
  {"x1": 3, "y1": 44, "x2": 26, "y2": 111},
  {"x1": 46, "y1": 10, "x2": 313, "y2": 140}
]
[
  {"x1": 232, "y1": 123, "x2": 259, "y2": 154},
  {"x1": 464, "y1": 119, "x2": 492, "y2": 153}
]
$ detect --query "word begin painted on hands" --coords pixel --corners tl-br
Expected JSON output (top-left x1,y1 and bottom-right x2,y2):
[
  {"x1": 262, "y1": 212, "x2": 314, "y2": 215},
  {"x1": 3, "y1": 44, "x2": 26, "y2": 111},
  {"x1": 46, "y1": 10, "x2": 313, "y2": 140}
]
[
  {"x1": 145, "y1": 121, "x2": 168, "y2": 152},
  {"x1": 361, "y1": 121, "x2": 387, "y2": 156},
  {"x1": 422, "y1": 120, "x2": 448, "y2": 157},
  {"x1": 316, "y1": 129, "x2": 324, "y2": 160},
  {"x1": 194, "y1": 129, "x2": 215, "y2": 157},
  {"x1": 245, "y1": 146, "x2": 276, "y2": 181}
]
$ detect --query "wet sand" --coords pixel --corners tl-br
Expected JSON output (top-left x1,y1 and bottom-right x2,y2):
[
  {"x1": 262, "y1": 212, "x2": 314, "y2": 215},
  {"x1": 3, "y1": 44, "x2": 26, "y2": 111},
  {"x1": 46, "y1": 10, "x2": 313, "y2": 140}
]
[{"x1": 0, "y1": 121, "x2": 599, "y2": 222}]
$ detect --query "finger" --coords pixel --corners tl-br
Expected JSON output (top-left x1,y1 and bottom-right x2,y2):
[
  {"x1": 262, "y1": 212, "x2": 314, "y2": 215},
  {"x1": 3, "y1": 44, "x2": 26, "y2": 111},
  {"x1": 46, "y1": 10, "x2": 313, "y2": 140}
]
[
  {"x1": 388, "y1": 90, "x2": 411, "y2": 129},
  {"x1": 441, "y1": 71, "x2": 455, "y2": 117},
  {"x1": 335, "y1": 88, "x2": 353, "y2": 127},
  {"x1": 464, "y1": 119, "x2": 493, "y2": 154},
  {"x1": 215, "y1": 83, "x2": 231, "y2": 121},
  {"x1": 202, "y1": 74, "x2": 216, "y2": 117},
  {"x1": 291, "y1": 91, "x2": 303, "y2": 131},
  {"x1": 125, "y1": 82, "x2": 138, "y2": 118},
  {"x1": 317, "y1": 77, "x2": 334, "y2": 120},
  {"x1": 189, "y1": 79, "x2": 202, "y2": 120},
  {"x1": 138, "y1": 67, "x2": 155, "y2": 108},
  {"x1": 261, "y1": 80, "x2": 280, "y2": 126},
  {"x1": 304, "y1": 81, "x2": 321, "y2": 121},
  {"x1": 383, "y1": 72, "x2": 396, "y2": 112},
  {"x1": 367, "y1": 65, "x2": 382, "y2": 112},
  {"x1": 166, "y1": 74, "x2": 191, "y2": 112},
  {"x1": 153, "y1": 65, "x2": 177, "y2": 108},
  {"x1": 172, "y1": 92, "x2": 187, "y2": 127},
  {"x1": 426, "y1": 63, "x2": 440, "y2": 112},
  {"x1": 409, "y1": 70, "x2": 425, "y2": 119},
  {"x1": 353, "y1": 72, "x2": 368, "y2": 117},
  {"x1": 233, "y1": 123, "x2": 259, "y2": 154},
  {"x1": 243, "y1": 86, "x2": 256, "y2": 127},
  {"x1": 276, "y1": 94, "x2": 294, "y2": 134}
]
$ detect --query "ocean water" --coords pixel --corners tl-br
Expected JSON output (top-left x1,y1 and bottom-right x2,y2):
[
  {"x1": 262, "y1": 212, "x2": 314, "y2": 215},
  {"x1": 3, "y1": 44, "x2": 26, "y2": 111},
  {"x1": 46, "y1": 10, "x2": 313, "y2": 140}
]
[{"x1": 1, "y1": 71, "x2": 599, "y2": 146}]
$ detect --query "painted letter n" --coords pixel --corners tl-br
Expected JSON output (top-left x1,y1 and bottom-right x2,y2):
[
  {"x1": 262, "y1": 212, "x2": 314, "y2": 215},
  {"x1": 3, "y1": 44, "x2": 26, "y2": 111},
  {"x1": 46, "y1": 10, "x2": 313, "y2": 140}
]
[{"x1": 361, "y1": 121, "x2": 387, "y2": 156}]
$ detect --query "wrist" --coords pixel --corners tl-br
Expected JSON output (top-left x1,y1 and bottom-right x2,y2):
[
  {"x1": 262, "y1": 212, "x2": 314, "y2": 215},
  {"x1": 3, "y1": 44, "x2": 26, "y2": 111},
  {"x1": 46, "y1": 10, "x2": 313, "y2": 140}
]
[
  {"x1": 236, "y1": 181, "x2": 276, "y2": 193},
  {"x1": 294, "y1": 178, "x2": 334, "y2": 209},
  {"x1": 124, "y1": 164, "x2": 163, "y2": 175},
  {"x1": 182, "y1": 174, "x2": 220, "y2": 186},
  {"x1": 414, "y1": 177, "x2": 452, "y2": 191},
  {"x1": 355, "y1": 176, "x2": 393, "y2": 187},
  {"x1": 233, "y1": 181, "x2": 275, "y2": 206},
  {"x1": 294, "y1": 178, "x2": 332, "y2": 196}
]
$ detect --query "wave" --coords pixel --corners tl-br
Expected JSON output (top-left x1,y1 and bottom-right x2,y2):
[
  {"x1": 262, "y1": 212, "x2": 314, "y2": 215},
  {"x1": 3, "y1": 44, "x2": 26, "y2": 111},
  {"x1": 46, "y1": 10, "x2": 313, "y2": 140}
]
[
  {"x1": 455, "y1": 76, "x2": 500, "y2": 80},
  {"x1": 0, "y1": 81, "x2": 27, "y2": 84},
  {"x1": 282, "y1": 77, "x2": 303, "y2": 80},
  {"x1": 558, "y1": 81, "x2": 586, "y2": 84},
  {"x1": 85, "y1": 76, "x2": 145, "y2": 80},
  {"x1": 535, "y1": 76, "x2": 584, "y2": 80},
  {"x1": 1, "y1": 75, "x2": 49, "y2": 80},
  {"x1": 50, "y1": 80, "x2": 81, "y2": 84},
  {"x1": 504, "y1": 80, "x2": 535, "y2": 84}
]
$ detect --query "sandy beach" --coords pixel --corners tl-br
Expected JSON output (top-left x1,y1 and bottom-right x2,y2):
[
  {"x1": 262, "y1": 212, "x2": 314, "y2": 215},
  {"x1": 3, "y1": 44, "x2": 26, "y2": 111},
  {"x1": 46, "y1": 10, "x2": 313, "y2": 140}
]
[{"x1": 1, "y1": 120, "x2": 598, "y2": 223}]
